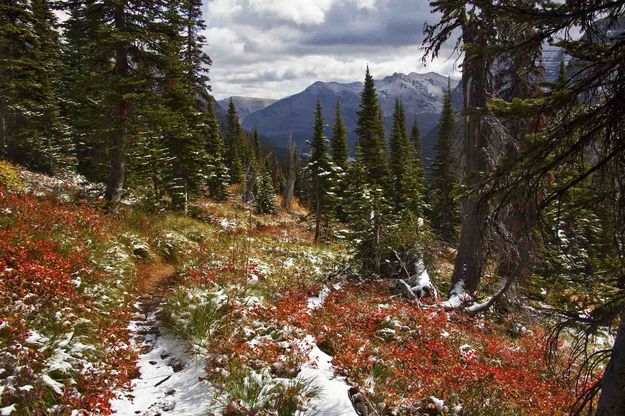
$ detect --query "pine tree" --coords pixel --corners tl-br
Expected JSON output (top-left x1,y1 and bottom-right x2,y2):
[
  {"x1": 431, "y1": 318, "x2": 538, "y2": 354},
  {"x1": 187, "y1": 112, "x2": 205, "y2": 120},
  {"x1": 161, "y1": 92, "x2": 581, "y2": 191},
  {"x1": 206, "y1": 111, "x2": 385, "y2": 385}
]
[
  {"x1": 331, "y1": 101, "x2": 349, "y2": 169},
  {"x1": 430, "y1": 81, "x2": 459, "y2": 242},
  {"x1": 225, "y1": 100, "x2": 243, "y2": 183},
  {"x1": 389, "y1": 99, "x2": 407, "y2": 211},
  {"x1": 282, "y1": 136, "x2": 297, "y2": 210},
  {"x1": 356, "y1": 67, "x2": 389, "y2": 185},
  {"x1": 72, "y1": 0, "x2": 163, "y2": 202},
  {"x1": 410, "y1": 118, "x2": 427, "y2": 213},
  {"x1": 306, "y1": 100, "x2": 336, "y2": 243},
  {"x1": 330, "y1": 101, "x2": 348, "y2": 221},
  {"x1": 255, "y1": 169, "x2": 276, "y2": 214},
  {"x1": 205, "y1": 101, "x2": 229, "y2": 201},
  {"x1": 0, "y1": 0, "x2": 72, "y2": 174}
]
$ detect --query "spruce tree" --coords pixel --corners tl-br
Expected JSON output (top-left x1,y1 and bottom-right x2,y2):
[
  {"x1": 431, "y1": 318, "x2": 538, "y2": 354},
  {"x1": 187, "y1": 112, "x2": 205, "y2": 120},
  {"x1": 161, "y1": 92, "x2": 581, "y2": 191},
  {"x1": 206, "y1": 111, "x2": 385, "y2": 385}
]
[
  {"x1": 356, "y1": 67, "x2": 389, "y2": 185},
  {"x1": 430, "y1": 81, "x2": 459, "y2": 242},
  {"x1": 73, "y1": 0, "x2": 162, "y2": 202},
  {"x1": 330, "y1": 101, "x2": 349, "y2": 169},
  {"x1": 0, "y1": 0, "x2": 71, "y2": 173},
  {"x1": 255, "y1": 169, "x2": 276, "y2": 214},
  {"x1": 225, "y1": 99, "x2": 243, "y2": 183},
  {"x1": 330, "y1": 101, "x2": 348, "y2": 221},
  {"x1": 205, "y1": 101, "x2": 229, "y2": 201},
  {"x1": 410, "y1": 118, "x2": 427, "y2": 211},
  {"x1": 306, "y1": 100, "x2": 336, "y2": 243},
  {"x1": 389, "y1": 99, "x2": 407, "y2": 211}
]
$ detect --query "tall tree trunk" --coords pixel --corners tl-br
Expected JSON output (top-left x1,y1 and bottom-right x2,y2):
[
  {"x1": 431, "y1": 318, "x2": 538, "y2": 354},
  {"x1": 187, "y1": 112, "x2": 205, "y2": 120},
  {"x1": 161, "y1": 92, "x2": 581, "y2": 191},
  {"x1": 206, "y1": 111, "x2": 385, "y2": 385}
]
[
  {"x1": 282, "y1": 136, "x2": 296, "y2": 210},
  {"x1": 596, "y1": 309, "x2": 625, "y2": 415},
  {"x1": 105, "y1": 5, "x2": 129, "y2": 203},
  {"x1": 449, "y1": 21, "x2": 490, "y2": 297},
  {"x1": 314, "y1": 177, "x2": 321, "y2": 243},
  {"x1": 105, "y1": 110, "x2": 127, "y2": 202}
]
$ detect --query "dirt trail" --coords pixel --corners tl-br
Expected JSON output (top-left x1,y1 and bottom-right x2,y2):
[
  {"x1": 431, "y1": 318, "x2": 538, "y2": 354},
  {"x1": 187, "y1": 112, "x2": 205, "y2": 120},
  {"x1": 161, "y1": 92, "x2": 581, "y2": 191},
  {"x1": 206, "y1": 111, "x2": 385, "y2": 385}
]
[{"x1": 111, "y1": 263, "x2": 214, "y2": 416}]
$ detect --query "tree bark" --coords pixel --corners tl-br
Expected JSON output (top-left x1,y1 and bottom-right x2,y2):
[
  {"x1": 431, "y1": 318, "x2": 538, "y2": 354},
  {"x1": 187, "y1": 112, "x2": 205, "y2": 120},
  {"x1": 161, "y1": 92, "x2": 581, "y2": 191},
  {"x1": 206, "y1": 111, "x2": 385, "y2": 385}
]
[
  {"x1": 449, "y1": 20, "x2": 491, "y2": 297},
  {"x1": 282, "y1": 136, "x2": 296, "y2": 210},
  {"x1": 596, "y1": 309, "x2": 625, "y2": 415},
  {"x1": 105, "y1": 5, "x2": 129, "y2": 203}
]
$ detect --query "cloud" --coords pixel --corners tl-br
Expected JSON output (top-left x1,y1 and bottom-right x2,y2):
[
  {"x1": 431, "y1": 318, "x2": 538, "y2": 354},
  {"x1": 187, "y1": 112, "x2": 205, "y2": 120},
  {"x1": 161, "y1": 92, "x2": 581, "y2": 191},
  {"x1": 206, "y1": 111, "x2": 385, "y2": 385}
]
[{"x1": 202, "y1": 0, "x2": 456, "y2": 99}]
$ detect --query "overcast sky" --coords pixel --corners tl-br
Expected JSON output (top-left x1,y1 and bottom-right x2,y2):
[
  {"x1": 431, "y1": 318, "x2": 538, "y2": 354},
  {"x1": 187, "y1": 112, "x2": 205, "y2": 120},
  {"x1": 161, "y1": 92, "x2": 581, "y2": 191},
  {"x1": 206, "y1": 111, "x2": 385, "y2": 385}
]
[{"x1": 202, "y1": 0, "x2": 460, "y2": 100}]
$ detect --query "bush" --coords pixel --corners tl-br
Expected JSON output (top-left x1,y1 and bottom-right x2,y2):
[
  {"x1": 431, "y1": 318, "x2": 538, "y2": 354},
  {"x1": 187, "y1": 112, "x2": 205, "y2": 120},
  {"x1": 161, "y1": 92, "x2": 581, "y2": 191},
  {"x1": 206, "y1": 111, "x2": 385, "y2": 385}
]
[{"x1": 0, "y1": 160, "x2": 24, "y2": 192}]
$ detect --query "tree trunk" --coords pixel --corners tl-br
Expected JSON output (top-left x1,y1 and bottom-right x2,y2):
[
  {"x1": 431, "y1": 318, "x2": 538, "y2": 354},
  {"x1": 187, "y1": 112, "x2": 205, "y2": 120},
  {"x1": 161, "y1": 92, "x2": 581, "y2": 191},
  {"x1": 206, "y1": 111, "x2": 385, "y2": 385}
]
[
  {"x1": 105, "y1": 126, "x2": 126, "y2": 202},
  {"x1": 282, "y1": 137, "x2": 296, "y2": 210},
  {"x1": 596, "y1": 309, "x2": 625, "y2": 415},
  {"x1": 449, "y1": 21, "x2": 490, "y2": 297},
  {"x1": 105, "y1": 5, "x2": 129, "y2": 203},
  {"x1": 314, "y1": 177, "x2": 321, "y2": 243}
]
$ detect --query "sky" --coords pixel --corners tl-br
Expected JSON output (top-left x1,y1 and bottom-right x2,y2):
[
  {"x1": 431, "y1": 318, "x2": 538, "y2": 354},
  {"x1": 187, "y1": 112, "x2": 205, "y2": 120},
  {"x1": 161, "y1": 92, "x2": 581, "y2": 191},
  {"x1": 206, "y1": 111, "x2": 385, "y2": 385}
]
[{"x1": 202, "y1": 0, "x2": 460, "y2": 100}]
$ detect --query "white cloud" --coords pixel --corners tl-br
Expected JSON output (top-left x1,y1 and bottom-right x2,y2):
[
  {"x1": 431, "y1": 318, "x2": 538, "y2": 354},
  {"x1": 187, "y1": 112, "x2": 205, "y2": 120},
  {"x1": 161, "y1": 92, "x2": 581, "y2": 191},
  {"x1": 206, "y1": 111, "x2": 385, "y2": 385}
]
[
  {"x1": 202, "y1": 0, "x2": 455, "y2": 99},
  {"x1": 247, "y1": 0, "x2": 335, "y2": 25}
]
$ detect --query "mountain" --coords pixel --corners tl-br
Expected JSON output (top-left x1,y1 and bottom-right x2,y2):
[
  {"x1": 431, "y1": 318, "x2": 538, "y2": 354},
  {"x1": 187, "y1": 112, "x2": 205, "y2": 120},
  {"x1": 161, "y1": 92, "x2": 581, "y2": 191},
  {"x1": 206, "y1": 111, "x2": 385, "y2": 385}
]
[
  {"x1": 218, "y1": 96, "x2": 278, "y2": 121},
  {"x1": 241, "y1": 72, "x2": 460, "y2": 161}
]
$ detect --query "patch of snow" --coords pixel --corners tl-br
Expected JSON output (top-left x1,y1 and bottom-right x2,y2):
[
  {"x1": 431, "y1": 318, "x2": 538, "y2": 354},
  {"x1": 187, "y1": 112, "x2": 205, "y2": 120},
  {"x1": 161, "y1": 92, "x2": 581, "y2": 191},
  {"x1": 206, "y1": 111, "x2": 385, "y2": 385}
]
[
  {"x1": 110, "y1": 314, "x2": 214, "y2": 416},
  {"x1": 1, "y1": 404, "x2": 16, "y2": 416},
  {"x1": 297, "y1": 336, "x2": 357, "y2": 416}
]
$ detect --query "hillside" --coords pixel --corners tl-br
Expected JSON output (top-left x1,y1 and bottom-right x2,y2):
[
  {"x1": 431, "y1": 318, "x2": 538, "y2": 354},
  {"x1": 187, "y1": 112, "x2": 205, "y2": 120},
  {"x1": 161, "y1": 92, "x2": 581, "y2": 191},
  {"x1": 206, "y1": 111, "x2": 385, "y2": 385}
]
[
  {"x1": 218, "y1": 96, "x2": 278, "y2": 121},
  {"x1": 0, "y1": 163, "x2": 592, "y2": 416},
  {"x1": 242, "y1": 72, "x2": 460, "y2": 159}
]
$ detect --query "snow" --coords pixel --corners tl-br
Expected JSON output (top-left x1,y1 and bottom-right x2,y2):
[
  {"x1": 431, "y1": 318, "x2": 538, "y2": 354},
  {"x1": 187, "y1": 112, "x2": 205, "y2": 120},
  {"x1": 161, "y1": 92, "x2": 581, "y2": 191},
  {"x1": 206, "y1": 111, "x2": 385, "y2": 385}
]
[
  {"x1": 0, "y1": 405, "x2": 16, "y2": 416},
  {"x1": 429, "y1": 396, "x2": 445, "y2": 412},
  {"x1": 297, "y1": 336, "x2": 357, "y2": 416},
  {"x1": 442, "y1": 281, "x2": 473, "y2": 309},
  {"x1": 110, "y1": 314, "x2": 214, "y2": 416}
]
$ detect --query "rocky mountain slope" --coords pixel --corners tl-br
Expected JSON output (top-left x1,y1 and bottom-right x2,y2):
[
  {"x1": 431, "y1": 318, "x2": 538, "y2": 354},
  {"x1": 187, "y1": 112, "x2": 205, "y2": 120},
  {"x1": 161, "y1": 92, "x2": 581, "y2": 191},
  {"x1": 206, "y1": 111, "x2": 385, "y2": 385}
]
[{"x1": 240, "y1": 72, "x2": 460, "y2": 160}]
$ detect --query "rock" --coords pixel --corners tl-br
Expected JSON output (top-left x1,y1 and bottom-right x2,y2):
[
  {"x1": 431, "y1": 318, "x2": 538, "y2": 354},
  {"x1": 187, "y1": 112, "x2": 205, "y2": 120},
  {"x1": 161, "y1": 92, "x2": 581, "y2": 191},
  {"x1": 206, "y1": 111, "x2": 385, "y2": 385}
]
[
  {"x1": 168, "y1": 358, "x2": 184, "y2": 372},
  {"x1": 348, "y1": 387, "x2": 369, "y2": 416}
]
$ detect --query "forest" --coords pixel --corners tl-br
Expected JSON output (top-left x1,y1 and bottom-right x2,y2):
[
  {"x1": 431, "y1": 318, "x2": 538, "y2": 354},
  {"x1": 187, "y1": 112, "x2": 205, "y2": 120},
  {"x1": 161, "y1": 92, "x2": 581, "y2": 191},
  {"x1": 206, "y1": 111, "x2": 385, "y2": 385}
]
[{"x1": 1, "y1": 0, "x2": 624, "y2": 415}]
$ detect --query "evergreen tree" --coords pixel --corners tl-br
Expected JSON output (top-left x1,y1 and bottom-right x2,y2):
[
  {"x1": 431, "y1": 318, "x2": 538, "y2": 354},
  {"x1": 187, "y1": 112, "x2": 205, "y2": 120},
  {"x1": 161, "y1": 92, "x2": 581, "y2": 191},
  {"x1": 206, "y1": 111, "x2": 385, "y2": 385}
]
[
  {"x1": 306, "y1": 100, "x2": 336, "y2": 243},
  {"x1": 225, "y1": 99, "x2": 243, "y2": 183},
  {"x1": 430, "y1": 81, "x2": 459, "y2": 242},
  {"x1": 330, "y1": 101, "x2": 348, "y2": 221},
  {"x1": 205, "y1": 101, "x2": 229, "y2": 201},
  {"x1": 410, "y1": 118, "x2": 427, "y2": 212},
  {"x1": 330, "y1": 101, "x2": 349, "y2": 169},
  {"x1": 344, "y1": 144, "x2": 391, "y2": 275},
  {"x1": 0, "y1": 0, "x2": 72, "y2": 173},
  {"x1": 255, "y1": 169, "x2": 276, "y2": 214},
  {"x1": 389, "y1": 99, "x2": 407, "y2": 211},
  {"x1": 356, "y1": 67, "x2": 389, "y2": 185},
  {"x1": 72, "y1": 0, "x2": 163, "y2": 202}
]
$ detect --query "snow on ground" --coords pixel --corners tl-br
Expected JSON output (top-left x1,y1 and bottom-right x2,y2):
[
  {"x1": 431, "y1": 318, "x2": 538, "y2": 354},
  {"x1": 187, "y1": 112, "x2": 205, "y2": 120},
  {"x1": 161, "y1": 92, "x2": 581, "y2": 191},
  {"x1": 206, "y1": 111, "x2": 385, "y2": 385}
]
[
  {"x1": 110, "y1": 310, "x2": 214, "y2": 416},
  {"x1": 298, "y1": 336, "x2": 357, "y2": 416}
]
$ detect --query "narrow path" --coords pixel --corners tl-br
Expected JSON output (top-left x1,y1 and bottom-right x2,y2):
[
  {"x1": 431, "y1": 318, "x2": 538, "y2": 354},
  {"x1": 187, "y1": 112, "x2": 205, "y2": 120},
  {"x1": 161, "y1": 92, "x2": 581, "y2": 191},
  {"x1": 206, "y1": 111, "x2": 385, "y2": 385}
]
[{"x1": 110, "y1": 263, "x2": 214, "y2": 416}]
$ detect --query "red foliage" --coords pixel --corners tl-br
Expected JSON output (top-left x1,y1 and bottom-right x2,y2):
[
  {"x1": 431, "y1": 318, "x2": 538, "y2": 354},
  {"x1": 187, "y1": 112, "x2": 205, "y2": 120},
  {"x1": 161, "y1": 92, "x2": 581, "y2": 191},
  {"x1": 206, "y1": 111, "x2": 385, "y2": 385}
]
[
  {"x1": 301, "y1": 281, "x2": 575, "y2": 415},
  {"x1": 0, "y1": 189, "x2": 136, "y2": 415}
]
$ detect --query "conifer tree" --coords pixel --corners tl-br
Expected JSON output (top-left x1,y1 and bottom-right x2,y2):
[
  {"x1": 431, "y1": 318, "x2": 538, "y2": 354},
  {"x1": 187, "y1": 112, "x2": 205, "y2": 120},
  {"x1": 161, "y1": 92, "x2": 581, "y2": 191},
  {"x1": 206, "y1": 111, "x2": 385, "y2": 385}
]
[
  {"x1": 330, "y1": 101, "x2": 349, "y2": 169},
  {"x1": 282, "y1": 136, "x2": 297, "y2": 210},
  {"x1": 410, "y1": 118, "x2": 427, "y2": 211},
  {"x1": 225, "y1": 100, "x2": 243, "y2": 183},
  {"x1": 356, "y1": 67, "x2": 389, "y2": 185},
  {"x1": 255, "y1": 169, "x2": 276, "y2": 214},
  {"x1": 0, "y1": 0, "x2": 72, "y2": 173},
  {"x1": 306, "y1": 100, "x2": 336, "y2": 243},
  {"x1": 205, "y1": 101, "x2": 229, "y2": 201},
  {"x1": 430, "y1": 82, "x2": 459, "y2": 242},
  {"x1": 330, "y1": 101, "x2": 348, "y2": 221},
  {"x1": 389, "y1": 100, "x2": 427, "y2": 218},
  {"x1": 71, "y1": 0, "x2": 163, "y2": 202}
]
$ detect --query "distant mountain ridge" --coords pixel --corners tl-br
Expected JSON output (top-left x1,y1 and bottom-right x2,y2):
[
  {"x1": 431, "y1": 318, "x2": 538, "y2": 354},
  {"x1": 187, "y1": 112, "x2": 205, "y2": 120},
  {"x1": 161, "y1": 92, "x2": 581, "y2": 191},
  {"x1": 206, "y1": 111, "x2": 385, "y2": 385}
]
[
  {"x1": 235, "y1": 72, "x2": 460, "y2": 161},
  {"x1": 218, "y1": 96, "x2": 278, "y2": 121}
]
